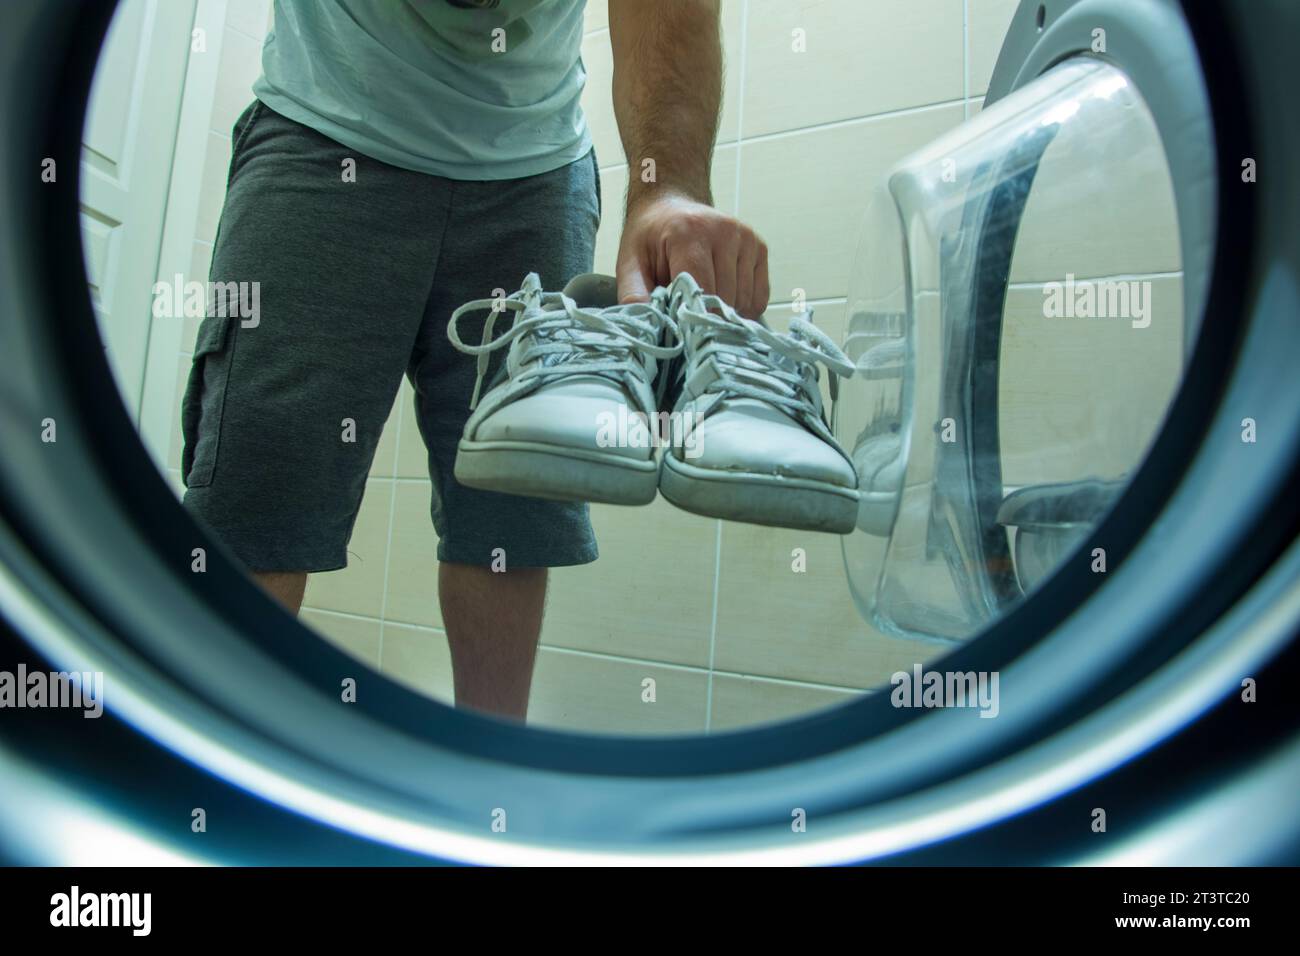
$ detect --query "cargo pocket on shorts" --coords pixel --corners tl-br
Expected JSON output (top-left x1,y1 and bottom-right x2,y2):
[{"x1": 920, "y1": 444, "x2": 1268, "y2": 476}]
[{"x1": 181, "y1": 315, "x2": 235, "y2": 489}]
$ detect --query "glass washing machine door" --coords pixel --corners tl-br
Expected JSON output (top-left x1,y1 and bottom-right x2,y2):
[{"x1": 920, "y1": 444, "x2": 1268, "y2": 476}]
[{"x1": 838, "y1": 50, "x2": 1210, "y2": 642}]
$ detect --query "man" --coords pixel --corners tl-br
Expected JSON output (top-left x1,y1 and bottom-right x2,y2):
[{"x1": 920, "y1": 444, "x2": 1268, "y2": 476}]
[{"x1": 181, "y1": 0, "x2": 769, "y2": 720}]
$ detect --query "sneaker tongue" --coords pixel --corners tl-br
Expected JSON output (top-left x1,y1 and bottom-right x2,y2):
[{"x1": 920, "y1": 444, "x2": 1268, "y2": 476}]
[
  {"x1": 538, "y1": 327, "x2": 599, "y2": 370},
  {"x1": 537, "y1": 344, "x2": 630, "y2": 389},
  {"x1": 539, "y1": 321, "x2": 650, "y2": 364}
]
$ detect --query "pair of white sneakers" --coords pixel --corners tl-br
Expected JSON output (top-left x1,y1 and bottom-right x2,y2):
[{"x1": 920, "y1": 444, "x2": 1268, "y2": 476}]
[{"x1": 446, "y1": 272, "x2": 860, "y2": 534}]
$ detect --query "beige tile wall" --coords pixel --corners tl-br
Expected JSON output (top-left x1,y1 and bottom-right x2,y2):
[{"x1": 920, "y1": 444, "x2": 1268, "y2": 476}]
[
  {"x1": 998, "y1": 280, "x2": 1184, "y2": 488},
  {"x1": 162, "y1": 0, "x2": 1184, "y2": 735}
]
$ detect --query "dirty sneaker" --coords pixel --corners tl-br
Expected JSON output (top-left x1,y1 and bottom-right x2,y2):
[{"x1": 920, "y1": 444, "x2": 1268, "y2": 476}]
[
  {"x1": 448, "y1": 273, "x2": 681, "y2": 505},
  {"x1": 657, "y1": 273, "x2": 859, "y2": 534}
]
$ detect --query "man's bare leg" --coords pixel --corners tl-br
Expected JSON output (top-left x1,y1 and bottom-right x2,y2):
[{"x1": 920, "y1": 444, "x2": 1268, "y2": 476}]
[
  {"x1": 252, "y1": 565, "x2": 544, "y2": 720},
  {"x1": 254, "y1": 571, "x2": 308, "y2": 615},
  {"x1": 438, "y1": 562, "x2": 547, "y2": 721}
]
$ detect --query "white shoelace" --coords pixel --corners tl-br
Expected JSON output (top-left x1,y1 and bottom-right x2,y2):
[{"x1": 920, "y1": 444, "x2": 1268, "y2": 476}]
[
  {"x1": 667, "y1": 275, "x2": 855, "y2": 425},
  {"x1": 447, "y1": 273, "x2": 683, "y2": 411}
]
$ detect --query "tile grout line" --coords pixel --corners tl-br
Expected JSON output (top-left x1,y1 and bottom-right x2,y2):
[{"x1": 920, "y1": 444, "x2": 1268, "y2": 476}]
[
  {"x1": 731, "y1": 0, "x2": 749, "y2": 216},
  {"x1": 374, "y1": 391, "x2": 406, "y2": 666},
  {"x1": 307, "y1": 605, "x2": 443, "y2": 639},
  {"x1": 302, "y1": 606, "x2": 387, "y2": 626},
  {"x1": 543, "y1": 642, "x2": 715, "y2": 677},
  {"x1": 704, "y1": 519, "x2": 723, "y2": 733},
  {"x1": 302, "y1": 609, "x2": 886, "y2": 695},
  {"x1": 770, "y1": 296, "x2": 848, "y2": 308},
  {"x1": 732, "y1": 96, "x2": 969, "y2": 147},
  {"x1": 226, "y1": 25, "x2": 264, "y2": 43},
  {"x1": 542, "y1": 643, "x2": 875, "y2": 694},
  {"x1": 963, "y1": 0, "x2": 971, "y2": 122},
  {"x1": 593, "y1": 99, "x2": 973, "y2": 181},
  {"x1": 1007, "y1": 270, "x2": 1186, "y2": 287},
  {"x1": 703, "y1": 0, "x2": 750, "y2": 735}
]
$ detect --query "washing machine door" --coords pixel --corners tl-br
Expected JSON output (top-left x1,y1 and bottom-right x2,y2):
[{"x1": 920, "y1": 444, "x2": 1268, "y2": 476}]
[{"x1": 837, "y1": 3, "x2": 1216, "y2": 642}]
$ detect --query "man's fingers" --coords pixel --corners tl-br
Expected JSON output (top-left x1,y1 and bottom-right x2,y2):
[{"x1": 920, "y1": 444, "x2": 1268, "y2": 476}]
[
  {"x1": 732, "y1": 235, "x2": 759, "y2": 318},
  {"x1": 670, "y1": 242, "x2": 716, "y2": 301},
  {"x1": 615, "y1": 252, "x2": 653, "y2": 305},
  {"x1": 616, "y1": 203, "x2": 770, "y2": 319},
  {"x1": 753, "y1": 239, "x2": 771, "y2": 317},
  {"x1": 712, "y1": 231, "x2": 741, "y2": 312}
]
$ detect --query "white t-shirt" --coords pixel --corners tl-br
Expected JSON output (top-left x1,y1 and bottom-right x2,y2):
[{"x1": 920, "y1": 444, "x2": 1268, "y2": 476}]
[{"x1": 253, "y1": 0, "x2": 592, "y2": 181}]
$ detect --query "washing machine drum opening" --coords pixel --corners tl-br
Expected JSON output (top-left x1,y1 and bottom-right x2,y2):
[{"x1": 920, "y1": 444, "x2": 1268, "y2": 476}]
[{"x1": 4, "y1": 0, "x2": 1300, "y2": 866}]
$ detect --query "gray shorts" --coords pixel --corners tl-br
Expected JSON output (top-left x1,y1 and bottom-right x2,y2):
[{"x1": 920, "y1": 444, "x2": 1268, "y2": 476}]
[{"x1": 181, "y1": 100, "x2": 601, "y2": 572}]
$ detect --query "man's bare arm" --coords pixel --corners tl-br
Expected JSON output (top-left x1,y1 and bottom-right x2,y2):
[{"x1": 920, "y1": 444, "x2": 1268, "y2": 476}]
[
  {"x1": 608, "y1": 0, "x2": 769, "y2": 317},
  {"x1": 611, "y1": 0, "x2": 720, "y2": 208}
]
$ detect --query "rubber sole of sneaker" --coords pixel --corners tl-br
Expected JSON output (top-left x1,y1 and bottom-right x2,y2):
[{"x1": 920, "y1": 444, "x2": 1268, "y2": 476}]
[
  {"x1": 454, "y1": 439, "x2": 659, "y2": 506},
  {"x1": 659, "y1": 455, "x2": 860, "y2": 534}
]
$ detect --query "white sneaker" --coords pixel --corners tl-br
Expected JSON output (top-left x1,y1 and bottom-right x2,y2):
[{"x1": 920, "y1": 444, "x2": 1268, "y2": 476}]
[
  {"x1": 657, "y1": 273, "x2": 860, "y2": 533},
  {"x1": 448, "y1": 273, "x2": 681, "y2": 505}
]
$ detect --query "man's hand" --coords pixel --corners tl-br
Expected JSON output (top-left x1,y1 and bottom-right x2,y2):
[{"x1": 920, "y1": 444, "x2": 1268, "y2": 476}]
[
  {"x1": 616, "y1": 190, "x2": 770, "y2": 319},
  {"x1": 608, "y1": 0, "x2": 768, "y2": 319}
]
